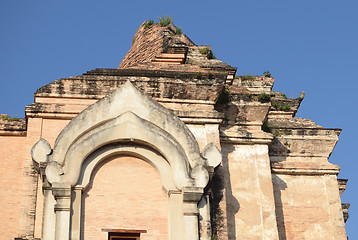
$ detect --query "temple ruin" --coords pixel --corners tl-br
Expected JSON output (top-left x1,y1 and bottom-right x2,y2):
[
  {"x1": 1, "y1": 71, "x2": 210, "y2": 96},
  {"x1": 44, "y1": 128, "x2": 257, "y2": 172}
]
[{"x1": 0, "y1": 21, "x2": 349, "y2": 240}]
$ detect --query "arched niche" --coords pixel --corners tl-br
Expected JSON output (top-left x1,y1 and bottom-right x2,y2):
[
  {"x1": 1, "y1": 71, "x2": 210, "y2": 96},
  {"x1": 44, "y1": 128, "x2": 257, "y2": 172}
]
[
  {"x1": 61, "y1": 111, "x2": 196, "y2": 190},
  {"x1": 32, "y1": 81, "x2": 222, "y2": 240},
  {"x1": 80, "y1": 151, "x2": 169, "y2": 240}
]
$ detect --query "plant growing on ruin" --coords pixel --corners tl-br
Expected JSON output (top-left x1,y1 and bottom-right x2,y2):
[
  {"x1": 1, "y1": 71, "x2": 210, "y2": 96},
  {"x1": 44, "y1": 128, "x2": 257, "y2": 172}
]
[
  {"x1": 199, "y1": 47, "x2": 210, "y2": 55},
  {"x1": 144, "y1": 19, "x2": 154, "y2": 29},
  {"x1": 272, "y1": 101, "x2": 291, "y2": 111},
  {"x1": 158, "y1": 15, "x2": 172, "y2": 26},
  {"x1": 208, "y1": 51, "x2": 216, "y2": 59},
  {"x1": 0, "y1": 115, "x2": 19, "y2": 121},
  {"x1": 212, "y1": 235, "x2": 220, "y2": 240},
  {"x1": 258, "y1": 93, "x2": 270, "y2": 103},
  {"x1": 273, "y1": 129, "x2": 281, "y2": 137},
  {"x1": 195, "y1": 72, "x2": 202, "y2": 79},
  {"x1": 217, "y1": 85, "x2": 231, "y2": 104},
  {"x1": 207, "y1": 71, "x2": 213, "y2": 79},
  {"x1": 175, "y1": 27, "x2": 182, "y2": 35},
  {"x1": 262, "y1": 119, "x2": 271, "y2": 133},
  {"x1": 272, "y1": 101, "x2": 280, "y2": 109},
  {"x1": 280, "y1": 93, "x2": 287, "y2": 99},
  {"x1": 199, "y1": 47, "x2": 216, "y2": 59},
  {"x1": 263, "y1": 71, "x2": 271, "y2": 78},
  {"x1": 284, "y1": 141, "x2": 291, "y2": 148},
  {"x1": 281, "y1": 104, "x2": 291, "y2": 111},
  {"x1": 241, "y1": 73, "x2": 255, "y2": 80}
]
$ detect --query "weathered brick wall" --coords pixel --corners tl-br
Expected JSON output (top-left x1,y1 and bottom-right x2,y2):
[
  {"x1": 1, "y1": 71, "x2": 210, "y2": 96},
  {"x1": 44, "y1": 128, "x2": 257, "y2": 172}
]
[
  {"x1": 219, "y1": 143, "x2": 279, "y2": 240},
  {"x1": 0, "y1": 135, "x2": 27, "y2": 240},
  {"x1": 34, "y1": 175, "x2": 44, "y2": 239},
  {"x1": 272, "y1": 174, "x2": 346, "y2": 240},
  {"x1": 82, "y1": 155, "x2": 168, "y2": 240},
  {"x1": 42, "y1": 118, "x2": 71, "y2": 147},
  {"x1": 18, "y1": 117, "x2": 43, "y2": 239}
]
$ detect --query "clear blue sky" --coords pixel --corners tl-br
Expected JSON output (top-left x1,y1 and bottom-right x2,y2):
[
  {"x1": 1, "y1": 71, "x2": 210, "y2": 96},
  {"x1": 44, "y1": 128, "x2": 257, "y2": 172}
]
[{"x1": 1, "y1": 0, "x2": 357, "y2": 238}]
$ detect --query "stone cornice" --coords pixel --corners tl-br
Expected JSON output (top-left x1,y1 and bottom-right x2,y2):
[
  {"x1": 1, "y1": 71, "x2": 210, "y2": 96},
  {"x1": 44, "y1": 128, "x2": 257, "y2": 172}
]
[
  {"x1": 0, "y1": 130, "x2": 27, "y2": 136},
  {"x1": 271, "y1": 167, "x2": 340, "y2": 175}
]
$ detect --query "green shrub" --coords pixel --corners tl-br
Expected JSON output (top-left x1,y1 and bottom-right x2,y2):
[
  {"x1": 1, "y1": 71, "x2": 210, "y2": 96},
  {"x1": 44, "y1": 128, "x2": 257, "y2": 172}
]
[
  {"x1": 195, "y1": 72, "x2": 202, "y2": 79},
  {"x1": 208, "y1": 51, "x2": 216, "y2": 59},
  {"x1": 258, "y1": 93, "x2": 270, "y2": 103},
  {"x1": 272, "y1": 101, "x2": 280, "y2": 109},
  {"x1": 281, "y1": 104, "x2": 291, "y2": 111},
  {"x1": 263, "y1": 71, "x2": 271, "y2": 78},
  {"x1": 1, "y1": 115, "x2": 20, "y2": 121},
  {"x1": 273, "y1": 129, "x2": 281, "y2": 137},
  {"x1": 144, "y1": 19, "x2": 154, "y2": 29},
  {"x1": 272, "y1": 101, "x2": 291, "y2": 111},
  {"x1": 217, "y1": 85, "x2": 231, "y2": 104},
  {"x1": 280, "y1": 93, "x2": 287, "y2": 99},
  {"x1": 199, "y1": 47, "x2": 216, "y2": 59},
  {"x1": 158, "y1": 15, "x2": 172, "y2": 26},
  {"x1": 199, "y1": 47, "x2": 210, "y2": 55},
  {"x1": 175, "y1": 27, "x2": 182, "y2": 35},
  {"x1": 262, "y1": 119, "x2": 271, "y2": 133}
]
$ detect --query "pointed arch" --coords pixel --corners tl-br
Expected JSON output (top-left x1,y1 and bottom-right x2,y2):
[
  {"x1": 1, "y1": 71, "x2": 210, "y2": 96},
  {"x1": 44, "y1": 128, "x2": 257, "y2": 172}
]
[
  {"x1": 61, "y1": 111, "x2": 194, "y2": 189},
  {"x1": 45, "y1": 81, "x2": 211, "y2": 189},
  {"x1": 52, "y1": 81, "x2": 205, "y2": 170}
]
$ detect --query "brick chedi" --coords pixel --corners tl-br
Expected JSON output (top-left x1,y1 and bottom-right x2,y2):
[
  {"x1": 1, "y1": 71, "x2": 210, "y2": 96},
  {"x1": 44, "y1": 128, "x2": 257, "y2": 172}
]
[{"x1": 0, "y1": 21, "x2": 349, "y2": 240}]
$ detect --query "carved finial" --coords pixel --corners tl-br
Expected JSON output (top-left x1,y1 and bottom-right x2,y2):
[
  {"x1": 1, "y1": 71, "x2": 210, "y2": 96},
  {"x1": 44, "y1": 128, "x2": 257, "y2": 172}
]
[
  {"x1": 202, "y1": 143, "x2": 222, "y2": 168},
  {"x1": 45, "y1": 161, "x2": 63, "y2": 184},
  {"x1": 31, "y1": 138, "x2": 52, "y2": 164}
]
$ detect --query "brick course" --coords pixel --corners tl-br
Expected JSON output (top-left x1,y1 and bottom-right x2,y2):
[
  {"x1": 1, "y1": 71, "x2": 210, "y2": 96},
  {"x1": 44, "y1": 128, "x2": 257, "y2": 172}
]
[
  {"x1": 0, "y1": 136, "x2": 26, "y2": 240},
  {"x1": 82, "y1": 155, "x2": 168, "y2": 240}
]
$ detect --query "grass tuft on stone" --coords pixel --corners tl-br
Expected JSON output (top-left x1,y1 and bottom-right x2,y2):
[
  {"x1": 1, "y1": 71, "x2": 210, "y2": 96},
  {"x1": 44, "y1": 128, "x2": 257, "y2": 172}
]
[
  {"x1": 258, "y1": 93, "x2": 270, "y2": 103},
  {"x1": 144, "y1": 19, "x2": 154, "y2": 29},
  {"x1": 263, "y1": 71, "x2": 271, "y2": 78},
  {"x1": 158, "y1": 15, "x2": 173, "y2": 26},
  {"x1": 176, "y1": 27, "x2": 182, "y2": 35}
]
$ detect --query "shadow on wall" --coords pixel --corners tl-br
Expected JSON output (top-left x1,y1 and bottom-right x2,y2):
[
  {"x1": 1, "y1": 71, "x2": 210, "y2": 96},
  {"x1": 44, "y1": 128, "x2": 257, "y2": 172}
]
[
  {"x1": 270, "y1": 138, "x2": 289, "y2": 240},
  {"x1": 210, "y1": 144, "x2": 240, "y2": 240},
  {"x1": 272, "y1": 174, "x2": 288, "y2": 240}
]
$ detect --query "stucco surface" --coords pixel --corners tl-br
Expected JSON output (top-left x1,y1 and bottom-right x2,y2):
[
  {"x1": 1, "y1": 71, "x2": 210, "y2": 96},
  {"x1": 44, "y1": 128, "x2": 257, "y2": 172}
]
[{"x1": 272, "y1": 174, "x2": 346, "y2": 240}]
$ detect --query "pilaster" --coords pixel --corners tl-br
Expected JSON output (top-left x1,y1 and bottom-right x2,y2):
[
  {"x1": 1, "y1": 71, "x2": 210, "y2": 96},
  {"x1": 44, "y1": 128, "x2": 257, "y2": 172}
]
[
  {"x1": 52, "y1": 182, "x2": 71, "y2": 240},
  {"x1": 183, "y1": 187, "x2": 203, "y2": 240}
]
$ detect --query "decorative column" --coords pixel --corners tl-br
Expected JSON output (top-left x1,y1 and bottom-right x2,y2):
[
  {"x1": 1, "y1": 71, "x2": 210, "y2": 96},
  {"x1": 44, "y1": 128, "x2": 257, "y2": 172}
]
[
  {"x1": 52, "y1": 182, "x2": 71, "y2": 240},
  {"x1": 42, "y1": 178, "x2": 56, "y2": 240},
  {"x1": 70, "y1": 187, "x2": 83, "y2": 240},
  {"x1": 198, "y1": 193, "x2": 212, "y2": 240},
  {"x1": 167, "y1": 190, "x2": 185, "y2": 240},
  {"x1": 182, "y1": 187, "x2": 204, "y2": 240}
]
